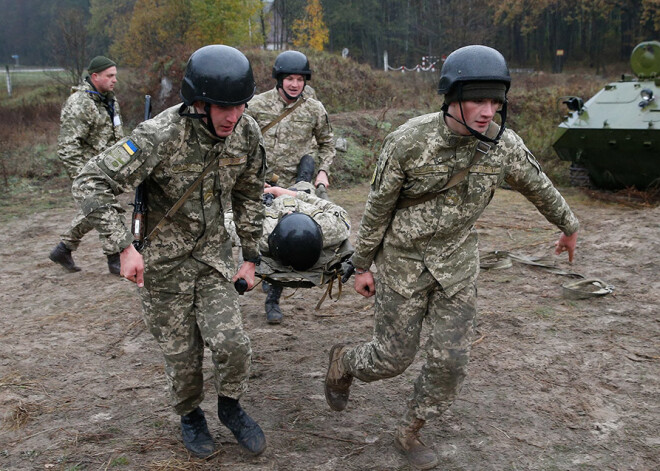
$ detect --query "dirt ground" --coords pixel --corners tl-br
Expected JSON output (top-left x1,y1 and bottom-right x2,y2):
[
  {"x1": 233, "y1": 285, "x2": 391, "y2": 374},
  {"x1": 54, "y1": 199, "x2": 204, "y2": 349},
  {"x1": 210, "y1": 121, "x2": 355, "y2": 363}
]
[{"x1": 0, "y1": 181, "x2": 658, "y2": 471}]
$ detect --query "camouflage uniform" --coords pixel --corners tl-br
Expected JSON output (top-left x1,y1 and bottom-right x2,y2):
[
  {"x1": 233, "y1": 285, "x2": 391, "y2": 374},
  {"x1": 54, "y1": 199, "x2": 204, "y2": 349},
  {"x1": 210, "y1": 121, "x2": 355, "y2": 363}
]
[
  {"x1": 246, "y1": 88, "x2": 335, "y2": 188},
  {"x1": 72, "y1": 105, "x2": 266, "y2": 415},
  {"x1": 58, "y1": 78, "x2": 124, "y2": 253},
  {"x1": 346, "y1": 113, "x2": 579, "y2": 422},
  {"x1": 224, "y1": 181, "x2": 350, "y2": 253}
]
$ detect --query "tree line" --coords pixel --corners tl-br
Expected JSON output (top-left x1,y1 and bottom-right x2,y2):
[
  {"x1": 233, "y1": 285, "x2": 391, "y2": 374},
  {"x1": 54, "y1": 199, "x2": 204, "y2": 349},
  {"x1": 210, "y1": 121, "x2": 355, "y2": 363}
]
[{"x1": 1, "y1": 0, "x2": 659, "y2": 72}]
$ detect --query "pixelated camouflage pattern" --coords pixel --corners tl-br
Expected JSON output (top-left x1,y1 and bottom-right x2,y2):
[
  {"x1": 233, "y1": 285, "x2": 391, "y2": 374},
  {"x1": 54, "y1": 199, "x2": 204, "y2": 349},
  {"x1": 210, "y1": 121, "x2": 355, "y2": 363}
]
[
  {"x1": 224, "y1": 183, "x2": 352, "y2": 288},
  {"x1": 58, "y1": 79, "x2": 123, "y2": 178},
  {"x1": 343, "y1": 278, "x2": 477, "y2": 422},
  {"x1": 59, "y1": 206, "x2": 126, "y2": 254},
  {"x1": 246, "y1": 88, "x2": 335, "y2": 187},
  {"x1": 140, "y1": 258, "x2": 251, "y2": 415},
  {"x1": 73, "y1": 104, "x2": 266, "y2": 283},
  {"x1": 261, "y1": 188, "x2": 350, "y2": 252},
  {"x1": 224, "y1": 184, "x2": 350, "y2": 254},
  {"x1": 72, "y1": 105, "x2": 265, "y2": 414},
  {"x1": 352, "y1": 112, "x2": 579, "y2": 298}
]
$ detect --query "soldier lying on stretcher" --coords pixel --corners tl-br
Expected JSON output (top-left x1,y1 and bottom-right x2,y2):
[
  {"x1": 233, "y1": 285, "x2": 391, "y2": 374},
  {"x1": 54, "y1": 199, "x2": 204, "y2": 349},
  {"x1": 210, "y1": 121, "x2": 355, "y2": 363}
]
[{"x1": 225, "y1": 180, "x2": 352, "y2": 324}]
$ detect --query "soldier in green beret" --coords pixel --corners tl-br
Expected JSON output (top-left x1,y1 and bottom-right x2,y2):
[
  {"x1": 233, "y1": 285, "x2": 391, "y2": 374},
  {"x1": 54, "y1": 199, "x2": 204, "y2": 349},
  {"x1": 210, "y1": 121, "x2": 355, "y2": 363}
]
[
  {"x1": 72, "y1": 46, "x2": 267, "y2": 459},
  {"x1": 49, "y1": 55, "x2": 124, "y2": 274},
  {"x1": 324, "y1": 45, "x2": 579, "y2": 470}
]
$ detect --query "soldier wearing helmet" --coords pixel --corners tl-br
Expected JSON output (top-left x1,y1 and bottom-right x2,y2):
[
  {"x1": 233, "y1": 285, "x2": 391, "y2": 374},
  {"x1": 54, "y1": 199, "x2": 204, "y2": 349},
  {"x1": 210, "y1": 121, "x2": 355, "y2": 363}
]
[
  {"x1": 246, "y1": 50, "x2": 337, "y2": 323},
  {"x1": 324, "y1": 45, "x2": 579, "y2": 469},
  {"x1": 246, "y1": 50, "x2": 335, "y2": 190},
  {"x1": 72, "y1": 45, "x2": 267, "y2": 459},
  {"x1": 223, "y1": 181, "x2": 351, "y2": 324}
]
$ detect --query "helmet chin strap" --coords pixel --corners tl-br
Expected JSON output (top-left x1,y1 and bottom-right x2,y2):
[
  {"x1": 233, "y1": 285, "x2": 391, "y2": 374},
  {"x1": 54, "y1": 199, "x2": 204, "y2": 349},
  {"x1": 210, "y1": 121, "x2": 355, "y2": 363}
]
[
  {"x1": 277, "y1": 78, "x2": 306, "y2": 102},
  {"x1": 442, "y1": 86, "x2": 507, "y2": 143}
]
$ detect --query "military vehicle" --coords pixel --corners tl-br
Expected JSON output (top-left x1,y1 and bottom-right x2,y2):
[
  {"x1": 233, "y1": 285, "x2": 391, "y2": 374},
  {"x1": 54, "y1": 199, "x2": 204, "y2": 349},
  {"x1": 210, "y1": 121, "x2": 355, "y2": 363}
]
[{"x1": 553, "y1": 40, "x2": 660, "y2": 190}]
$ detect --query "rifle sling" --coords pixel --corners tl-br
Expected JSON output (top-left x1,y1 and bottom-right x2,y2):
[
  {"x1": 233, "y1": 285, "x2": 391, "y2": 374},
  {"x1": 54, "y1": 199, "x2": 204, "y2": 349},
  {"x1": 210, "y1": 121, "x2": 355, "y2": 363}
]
[
  {"x1": 261, "y1": 97, "x2": 305, "y2": 134},
  {"x1": 143, "y1": 155, "x2": 218, "y2": 246},
  {"x1": 138, "y1": 98, "x2": 306, "y2": 248},
  {"x1": 396, "y1": 122, "x2": 500, "y2": 210}
]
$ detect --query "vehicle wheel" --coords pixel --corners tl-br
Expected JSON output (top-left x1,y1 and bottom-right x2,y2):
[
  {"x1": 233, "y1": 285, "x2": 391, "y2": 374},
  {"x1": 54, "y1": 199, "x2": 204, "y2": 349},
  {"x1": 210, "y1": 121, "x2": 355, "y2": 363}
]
[{"x1": 569, "y1": 164, "x2": 592, "y2": 188}]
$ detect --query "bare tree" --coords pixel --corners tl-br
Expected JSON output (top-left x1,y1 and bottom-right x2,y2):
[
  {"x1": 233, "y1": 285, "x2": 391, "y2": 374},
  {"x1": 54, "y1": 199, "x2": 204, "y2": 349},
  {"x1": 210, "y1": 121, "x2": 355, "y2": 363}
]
[{"x1": 48, "y1": 8, "x2": 89, "y2": 87}]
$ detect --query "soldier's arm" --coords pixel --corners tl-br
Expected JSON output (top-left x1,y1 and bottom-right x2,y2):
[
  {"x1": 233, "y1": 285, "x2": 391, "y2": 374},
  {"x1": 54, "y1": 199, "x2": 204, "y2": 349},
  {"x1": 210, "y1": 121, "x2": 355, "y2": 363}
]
[
  {"x1": 57, "y1": 96, "x2": 94, "y2": 178},
  {"x1": 232, "y1": 123, "x2": 267, "y2": 265},
  {"x1": 72, "y1": 122, "x2": 162, "y2": 256},
  {"x1": 313, "y1": 102, "x2": 336, "y2": 180},
  {"x1": 351, "y1": 135, "x2": 405, "y2": 271},
  {"x1": 503, "y1": 132, "x2": 579, "y2": 240}
]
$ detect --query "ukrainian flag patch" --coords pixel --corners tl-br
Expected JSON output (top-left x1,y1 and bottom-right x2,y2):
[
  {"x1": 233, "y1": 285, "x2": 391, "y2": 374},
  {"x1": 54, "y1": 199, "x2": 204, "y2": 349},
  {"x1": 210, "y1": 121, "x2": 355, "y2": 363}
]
[
  {"x1": 103, "y1": 138, "x2": 140, "y2": 171},
  {"x1": 123, "y1": 139, "x2": 138, "y2": 155}
]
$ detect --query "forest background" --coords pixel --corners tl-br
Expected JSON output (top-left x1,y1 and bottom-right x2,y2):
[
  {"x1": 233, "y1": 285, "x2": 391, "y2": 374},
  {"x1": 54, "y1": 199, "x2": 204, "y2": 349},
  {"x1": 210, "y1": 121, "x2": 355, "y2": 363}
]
[
  {"x1": 2, "y1": 0, "x2": 660, "y2": 193},
  {"x1": 3, "y1": 0, "x2": 660, "y2": 72}
]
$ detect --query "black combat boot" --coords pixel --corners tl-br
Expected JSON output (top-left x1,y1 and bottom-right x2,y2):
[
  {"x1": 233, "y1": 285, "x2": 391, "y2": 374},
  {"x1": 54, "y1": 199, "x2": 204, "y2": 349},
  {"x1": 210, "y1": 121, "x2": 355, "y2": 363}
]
[
  {"x1": 265, "y1": 284, "x2": 283, "y2": 324},
  {"x1": 180, "y1": 407, "x2": 215, "y2": 458},
  {"x1": 217, "y1": 396, "x2": 266, "y2": 455},
  {"x1": 296, "y1": 154, "x2": 315, "y2": 183},
  {"x1": 49, "y1": 242, "x2": 81, "y2": 272},
  {"x1": 107, "y1": 253, "x2": 121, "y2": 275}
]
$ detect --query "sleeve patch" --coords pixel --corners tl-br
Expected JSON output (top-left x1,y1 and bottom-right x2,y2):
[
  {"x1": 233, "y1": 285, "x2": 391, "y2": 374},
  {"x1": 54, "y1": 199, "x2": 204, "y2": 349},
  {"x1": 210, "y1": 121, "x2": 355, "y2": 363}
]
[
  {"x1": 218, "y1": 155, "x2": 248, "y2": 167},
  {"x1": 103, "y1": 139, "x2": 139, "y2": 171}
]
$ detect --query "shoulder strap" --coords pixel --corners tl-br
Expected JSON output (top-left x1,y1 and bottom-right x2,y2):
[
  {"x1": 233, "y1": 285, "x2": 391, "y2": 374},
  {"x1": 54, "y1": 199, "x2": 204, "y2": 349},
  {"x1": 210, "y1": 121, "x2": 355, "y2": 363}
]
[
  {"x1": 396, "y1": 122, "x2": 500, "y2": 210},
  {"x1": 141, "y1": 154, "x2": 217, "y2": 248},
  {"x1": 261, "y1": 97, "x2": 305, "y2": 134}
]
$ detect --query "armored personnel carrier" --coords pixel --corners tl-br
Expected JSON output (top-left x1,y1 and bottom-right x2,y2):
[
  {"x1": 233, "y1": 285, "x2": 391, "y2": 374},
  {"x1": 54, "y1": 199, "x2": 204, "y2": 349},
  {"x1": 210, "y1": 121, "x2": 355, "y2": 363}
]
[{"x1": 552, "y1": 41, "x2": 660, "y2": 189}]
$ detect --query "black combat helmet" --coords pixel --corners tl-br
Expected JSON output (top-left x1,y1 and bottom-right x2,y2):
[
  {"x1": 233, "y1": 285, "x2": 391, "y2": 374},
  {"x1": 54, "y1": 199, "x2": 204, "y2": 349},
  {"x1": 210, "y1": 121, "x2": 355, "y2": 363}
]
[
  {"x1": 438, "y1": 45, "x2": 510, "y2": 96},
  {"x1": 180, "y1": 45, "x2": 255, "y2": 106},
  {"x1": 272, "y1": 50, "x2": 312, "y2": 80},
  {"x1": 268, "y1": 212, "x2": 323, "y2": 271},
  {"x1": 438, "y1": 45, "x2": 511, "y2": 143}
]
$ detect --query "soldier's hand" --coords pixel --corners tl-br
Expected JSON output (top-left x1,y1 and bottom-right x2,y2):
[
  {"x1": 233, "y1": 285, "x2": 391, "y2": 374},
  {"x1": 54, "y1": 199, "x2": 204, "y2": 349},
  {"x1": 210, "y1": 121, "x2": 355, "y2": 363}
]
[
  {"x1": 120, "y1": 244, "x2": 145, "y2": 287},
  {"x1": 555, "y1": 231, "x2": 578, "y2": 263},
  {"x1": 354, "y1": 271, "x2": 375, "y2": 298},
  {"x1": 315, "y1": 170, "x2": 329, "y2": 188},
  {"x1": 234, "y1": 261, "x2": 256, "y2": 290}
]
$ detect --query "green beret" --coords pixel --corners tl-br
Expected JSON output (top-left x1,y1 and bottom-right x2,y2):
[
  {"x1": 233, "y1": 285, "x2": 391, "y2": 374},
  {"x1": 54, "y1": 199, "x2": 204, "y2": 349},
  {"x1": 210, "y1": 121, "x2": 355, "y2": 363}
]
[{"x1": 87, "y1": 56, "x2": 116, "y2": 74}]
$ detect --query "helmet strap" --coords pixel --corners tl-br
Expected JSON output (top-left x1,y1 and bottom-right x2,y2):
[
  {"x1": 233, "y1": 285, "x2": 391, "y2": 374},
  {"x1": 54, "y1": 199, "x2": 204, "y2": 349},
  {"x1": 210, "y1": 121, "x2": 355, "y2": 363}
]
[
  {"x1": 276, "y1": 77, "x2": 306, "y2": 102},
  {"x1": 178, "y1": 103, "x2": 222, "y2": 138},
  {"x1": 442, "y1": 85, "x2": 507, "y2": 143}
]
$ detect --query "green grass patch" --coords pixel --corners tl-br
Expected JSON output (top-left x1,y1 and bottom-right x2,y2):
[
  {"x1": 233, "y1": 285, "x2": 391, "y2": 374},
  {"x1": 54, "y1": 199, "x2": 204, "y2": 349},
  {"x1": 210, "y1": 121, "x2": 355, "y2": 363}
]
[
  {"x1": 0, "y1": 176, "x2": 72, "y2": 223},
  {"x1": 533, "y1": 306, "x2": 556, "y2": 319},
  {"x1": 110, "y1": 456, "x2": 129, "y2": 467}
]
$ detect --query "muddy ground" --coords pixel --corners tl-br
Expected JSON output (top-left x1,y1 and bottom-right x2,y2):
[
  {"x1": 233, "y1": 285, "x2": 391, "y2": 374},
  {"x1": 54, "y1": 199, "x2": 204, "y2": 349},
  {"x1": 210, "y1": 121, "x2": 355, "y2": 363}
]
[{"x1": 0, "y1": 181, "x2": 658, "y2": 471}]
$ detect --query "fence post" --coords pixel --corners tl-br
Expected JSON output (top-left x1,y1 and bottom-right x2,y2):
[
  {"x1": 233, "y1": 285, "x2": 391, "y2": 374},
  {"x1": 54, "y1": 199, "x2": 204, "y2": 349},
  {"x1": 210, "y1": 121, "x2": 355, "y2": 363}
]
[
  {"x1": 5, "y1": 65, "x2": 11, "y2": 97},
  {"x1": 384, "y1": 51, "x2": 388, "y2": 72}
]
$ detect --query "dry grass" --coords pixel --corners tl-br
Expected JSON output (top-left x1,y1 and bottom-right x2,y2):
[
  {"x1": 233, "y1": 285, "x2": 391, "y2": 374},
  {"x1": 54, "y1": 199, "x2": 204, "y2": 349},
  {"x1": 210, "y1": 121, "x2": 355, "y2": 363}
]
[
  {"x1": 5, "y1": 401, "x2": 41, "y2": 431},
  {"x1": 2, "y1": 53, "x2": 656, "y2": 197},
  {"x1": 582, "y1": 186, "x2": 660, "y2": 208}
]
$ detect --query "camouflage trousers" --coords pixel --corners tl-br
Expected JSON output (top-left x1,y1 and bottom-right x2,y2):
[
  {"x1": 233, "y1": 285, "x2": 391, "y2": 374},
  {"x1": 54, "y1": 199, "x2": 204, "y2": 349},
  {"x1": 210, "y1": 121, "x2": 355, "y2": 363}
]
[
  {"x1": 343, "y1": 273, "x2": 477, "y2": 423},
  {"x1": 139, "y1": 258, "x2": 252, "y2": 416},
  {"x1": 61, "y1": 208, "x2": 118, "y2": 254}
]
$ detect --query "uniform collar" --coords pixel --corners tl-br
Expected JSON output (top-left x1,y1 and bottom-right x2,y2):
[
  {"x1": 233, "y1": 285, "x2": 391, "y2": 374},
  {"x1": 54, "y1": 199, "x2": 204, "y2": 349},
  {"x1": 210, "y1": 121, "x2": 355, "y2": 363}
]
[
  {"x1": 438, "y1": 113, "x2": 474, "y2": 147},
  {"x1": 190, "y1": 112, "x2": 225, "y2": 146},
  {"x1": 273, "y1": 86, "x2": 304, "y2": 108}
]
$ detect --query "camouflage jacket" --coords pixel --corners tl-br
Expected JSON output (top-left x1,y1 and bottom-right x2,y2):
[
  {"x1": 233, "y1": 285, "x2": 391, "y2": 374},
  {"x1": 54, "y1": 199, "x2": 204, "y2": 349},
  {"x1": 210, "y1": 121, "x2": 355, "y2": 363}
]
[
  {"x1": 58, "y1": 79, "x2": 124, "y2": 178},
  {"x1": 72, "y1": 105, "x2": 266, "y2": 286},
  {"x1": 246, "y1": 88, "x2": 335, "y2": 187},
  {"x1": 260, "y1": 183, "x2": 350, "y2": 253},
  {"x1": 352, "y1": 112, "x2": 580, "y2": 299}
]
